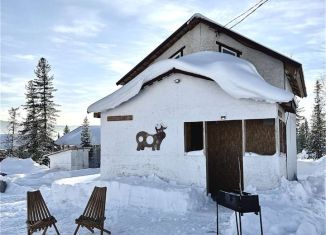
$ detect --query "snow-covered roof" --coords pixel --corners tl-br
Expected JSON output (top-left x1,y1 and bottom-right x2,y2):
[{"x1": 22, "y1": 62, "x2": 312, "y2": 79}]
[
  {"x1": 55, "y1": 126, "x2": 100, "y2": 146},
  {"x1": 116, "y1": 13, "x2": 306, "y2": 98},
  {"x1": 88, "y1": 51, "x2": 294, "y2": 113}
]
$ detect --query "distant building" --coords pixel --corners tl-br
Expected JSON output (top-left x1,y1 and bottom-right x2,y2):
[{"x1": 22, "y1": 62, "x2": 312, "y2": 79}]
[
  {"x1": 48, "y1": 126, "x2": 101, "y2": 169},
  {"x1": 55, "y1": 126, "x2": 100, "y2": 147}
]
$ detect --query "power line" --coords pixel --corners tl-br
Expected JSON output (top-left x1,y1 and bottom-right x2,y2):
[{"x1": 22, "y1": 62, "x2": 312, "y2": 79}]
[
  {"x1": 223, "y1": 0, "x2": 270, "y2": 30},
  {"x1": 230, "y1": 0, "x2": 269, "y2": 29},
  {"x1": 224, "y1": 0, "x2": 265, "y2": 27},
  {"x1": 229, "y1": 0, "x2": 270, "y2": 29}
]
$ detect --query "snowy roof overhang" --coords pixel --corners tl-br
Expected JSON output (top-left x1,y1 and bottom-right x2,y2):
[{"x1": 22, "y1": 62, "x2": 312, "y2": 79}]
[
  {"x1": 88, "y1": 51, "x2": 294, "y2": 113},
  {"x1": 115, "y1": 13, "x2": 306, "y2": 98}
]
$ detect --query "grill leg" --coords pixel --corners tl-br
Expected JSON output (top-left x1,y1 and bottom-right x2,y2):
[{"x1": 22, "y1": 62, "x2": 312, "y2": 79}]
[
  {"x1": 235, "y1": 212, "x2": 239, "y2": 235},
  {"x1": 239, "y1": 213, "x2": 242, "y2": 235},
  {"x1": 259, "y1": 207, "x2": 263, "y2": 235},
  {"x1": 216, "y1": 204, "x2": 218, "y2": 235}
]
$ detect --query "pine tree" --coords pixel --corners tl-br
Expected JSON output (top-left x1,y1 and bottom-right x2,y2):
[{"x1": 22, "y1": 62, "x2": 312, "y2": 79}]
[
  {"x1": 6, "y1": 107, "x2": 20, "y2": 156},
  {"x1": 63, "y1": 125, "x2": 70, "y2": 135},
  {"x1": 297, "y1": 118, "x2": 309, "y2": 153},
  {"x1": 34, "y1": 58, "x2": 59, "y2": 156},
  {"x1": 308, "y1": 79, "x2": 326, "y2": 159},
  {"x1": 20, "y1": 80, "x2": 41, "y2": 160},
  {"x1": 80, "y1": 117, "x2": 91, "y2": 147}
]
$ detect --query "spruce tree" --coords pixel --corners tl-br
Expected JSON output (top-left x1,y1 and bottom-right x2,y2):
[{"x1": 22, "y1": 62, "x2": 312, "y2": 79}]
[
  {"x1": 297, "y1": 118, "x2": 309, "y2": 153},
  {"x1": 20, "y1": 80, "x2": 41, "y2": 160},
  {"x1": 34, "y1": 58, "x2": 59, "y2": 155},
  {"x1": 80, "y1": 117, "x2": 91, "y2": 147},
  {"x1": 63, "y1": 125, "x2": 70, "y2": 135},
  {"x1": 308, "y1": 79, "x2": 326, "y2": 159},
  {"x1": 6, "y1": 107, "x2": 20, "y2": 156}
]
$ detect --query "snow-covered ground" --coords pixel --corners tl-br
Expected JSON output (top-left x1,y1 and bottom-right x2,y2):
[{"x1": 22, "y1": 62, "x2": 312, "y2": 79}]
[{"x1": 0, "y1": 157, "x2": 325, "y2": 235}]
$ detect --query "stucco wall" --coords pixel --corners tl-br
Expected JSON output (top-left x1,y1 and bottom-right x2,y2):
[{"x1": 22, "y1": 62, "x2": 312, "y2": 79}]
[
  {"x1": 154, "y1": 23, "x2": 285, "y2": 90},
  {"x1": 100, "y1": 74, "x2": 278, "y2": 187}
]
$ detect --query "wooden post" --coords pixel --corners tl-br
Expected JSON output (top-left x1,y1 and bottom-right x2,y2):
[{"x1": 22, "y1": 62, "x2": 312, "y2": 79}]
[
  {"x1": 242, "y1": 120, "x2": 246, "y2": 157},
  {"x1": 204, "y1": 122, "x2": 209, "y2": 196}
]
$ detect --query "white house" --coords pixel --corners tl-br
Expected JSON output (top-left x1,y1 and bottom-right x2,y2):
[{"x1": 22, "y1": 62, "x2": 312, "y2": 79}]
[{"x1": 87, "y1": 14, "x2": 306, "y2": 197}]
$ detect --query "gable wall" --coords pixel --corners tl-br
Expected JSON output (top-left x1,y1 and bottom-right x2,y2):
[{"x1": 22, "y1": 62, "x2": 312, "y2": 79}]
[
  {"x1": 153, "y1": 23, "x2": 287, "y2": 91},
  {"x1": 100, "y1": 74, "x2": 277, "y2": 187}
]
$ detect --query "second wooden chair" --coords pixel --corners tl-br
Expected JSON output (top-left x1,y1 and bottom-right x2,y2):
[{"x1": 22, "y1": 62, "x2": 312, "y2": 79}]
[{"x1": 74, "y1": 186, "x2": 111, "y2": 235}]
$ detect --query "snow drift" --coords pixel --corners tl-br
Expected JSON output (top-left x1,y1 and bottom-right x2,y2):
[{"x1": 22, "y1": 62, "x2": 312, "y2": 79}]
[
  {"x1": 51, "y1": 174, "x2": 207, "y2": 214},
  {"x1": 0, "y1": 157, "x2": 47, "y2": 174},
  {"x1": 88, "y1": 51, "x2": 294, "y2": 112}
]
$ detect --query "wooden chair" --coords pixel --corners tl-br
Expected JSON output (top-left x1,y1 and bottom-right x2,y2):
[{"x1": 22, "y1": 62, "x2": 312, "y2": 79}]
[
  {"x1": 74, "y1": 186, "x2": 111, "y2": 235},
  {"x1": 26, "y1": 190, "x2": 60, "y2": 235}
]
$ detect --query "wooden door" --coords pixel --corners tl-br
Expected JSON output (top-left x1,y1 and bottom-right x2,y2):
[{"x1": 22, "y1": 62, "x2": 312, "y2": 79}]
[{"x1": 206, "y1": 120, "x2": 243, "y2": 198}]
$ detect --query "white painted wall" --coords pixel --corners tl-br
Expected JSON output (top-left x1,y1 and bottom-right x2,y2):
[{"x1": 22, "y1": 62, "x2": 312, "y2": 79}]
[
  {"x1": 49, "y1": 150, "x2": 71, "y2": 170},
  {"x1": 49, "y1": 149, "x2": 90, "y2": 170},
  {"x1": 243, "y1": 154, "x2": 286, "y2": 190},
  {"x1": 100, "y1": 74, "x2": 278, "y2": 188},
  {"x1": 286, "y1": 112, "x2": 297, "y2": 180}
]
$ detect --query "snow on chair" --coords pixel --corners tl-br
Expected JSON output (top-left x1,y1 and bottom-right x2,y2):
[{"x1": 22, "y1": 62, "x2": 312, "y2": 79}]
[
  {"x1": 26, "y1": 190, "x2": 60, "y2": 235},
  {"x1": 74, "y1": 186, "x2": 111, "y2": 235}
]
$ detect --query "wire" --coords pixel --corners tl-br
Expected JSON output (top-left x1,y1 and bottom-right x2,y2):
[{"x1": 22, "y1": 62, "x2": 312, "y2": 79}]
[
  {"x1": 229, "y1": 0, "x2": 270, "y2": 29},
  {"x1": 224, "y1": 0, "x2": 265, "y2": 27}
]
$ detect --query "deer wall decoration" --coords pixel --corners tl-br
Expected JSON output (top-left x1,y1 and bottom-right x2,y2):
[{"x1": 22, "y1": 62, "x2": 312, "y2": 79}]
[{"x1": 136, "y1": 124, "x2": 167, "y2": 151}]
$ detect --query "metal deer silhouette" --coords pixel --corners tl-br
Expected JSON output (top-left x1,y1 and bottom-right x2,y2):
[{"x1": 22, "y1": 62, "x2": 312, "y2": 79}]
[{"x1": 136, "y1": 124, "x2": 167, "y2": 151}]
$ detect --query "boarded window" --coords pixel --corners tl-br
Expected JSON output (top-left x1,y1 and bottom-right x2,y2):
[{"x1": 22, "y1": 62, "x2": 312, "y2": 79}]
[
  {"x1": 184, "y1": 122, "x2": 203, "y2": 152},
  {"x1": 279, "y1": 120, "x2": 287, "y2": 153},
  {"x1": 245, "y1": 119, "x2": 276, "y2": 155}
]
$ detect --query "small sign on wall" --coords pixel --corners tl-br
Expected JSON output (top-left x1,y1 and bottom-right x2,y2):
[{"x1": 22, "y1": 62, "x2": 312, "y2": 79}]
[{"x1": 136, "y1": 124, "x2": 167, "y2": 151}]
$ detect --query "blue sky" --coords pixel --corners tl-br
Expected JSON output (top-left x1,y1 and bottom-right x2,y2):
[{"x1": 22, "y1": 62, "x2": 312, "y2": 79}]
[{"x1": 1, "y1": 0, "x2": 325, "y2": 126}]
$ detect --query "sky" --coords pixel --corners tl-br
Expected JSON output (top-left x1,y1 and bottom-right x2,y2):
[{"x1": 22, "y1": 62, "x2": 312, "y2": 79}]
[{"x1": 1, "y1": 0, "x2": 325, "y2": 126}]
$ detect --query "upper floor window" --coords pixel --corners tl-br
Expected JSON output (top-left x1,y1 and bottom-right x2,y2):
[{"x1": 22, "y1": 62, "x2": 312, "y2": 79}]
[
  {"x1": 216, "y1": 41, "x2": 242, "y2": 57},
  {"x1": 169, "y1": 46, "x2": 185, "y2": 59},
  {"x1": 221, "y1": 46, "x2": 237, "y2": 56}
]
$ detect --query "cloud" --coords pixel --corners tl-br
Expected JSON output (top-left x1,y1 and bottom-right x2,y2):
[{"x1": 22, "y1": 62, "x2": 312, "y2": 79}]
[
  {"x1": 105, "y1": 60, "x2": 134, "y2": 76},
  {"x1": 13, "y1": 54, "x2": 36, "y2": 61},
  {"x1": 53, "y1": 19, "x2": 105, "y2": 37},
  {"x1": 1, "y1": 75, "x2": 29, "y2": 95},
  {"x1": 142, "y1": 4, "x2": 192, "y2": 32}
]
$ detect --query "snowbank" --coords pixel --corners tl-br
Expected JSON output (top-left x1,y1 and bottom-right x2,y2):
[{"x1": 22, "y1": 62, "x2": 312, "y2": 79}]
[
  {"x1": 88, "y1": 51, "x2": 293, "y2": 112},
  {"x1": 297, "y1": 149, "x2": 309, "y2": 159},
  {"x1": 243, "y1": 153, "x2": 286, "y2": 190},
  {"x1": 231, "y1": 176, "x2": 325, "y2": 235},
  {"x1": 297, "y1": 156, "x2": 326, "y2": 178},
  {"x1": 51, "y1": 174, "x2": 207, "y2": 214},
  {"x1": 0, "y1": 157, "x2": 47, "y2": 174}
]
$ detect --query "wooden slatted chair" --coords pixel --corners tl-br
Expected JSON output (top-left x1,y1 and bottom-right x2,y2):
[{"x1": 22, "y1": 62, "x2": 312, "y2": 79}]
[
  {"x1": 74, "y1": 186, "x2": 111, "y2": 235},
  {"x1": 26, "y1": 190, "x2": 60, "y2": 235}
]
